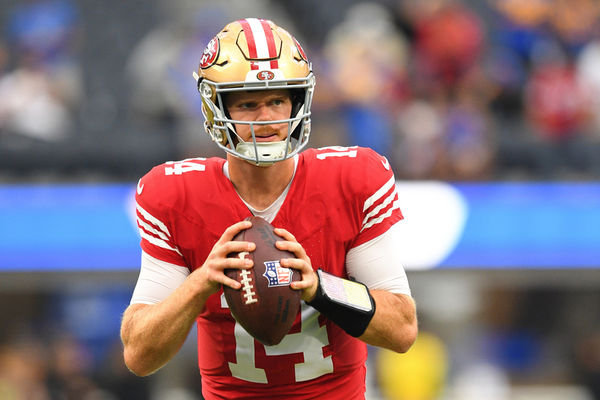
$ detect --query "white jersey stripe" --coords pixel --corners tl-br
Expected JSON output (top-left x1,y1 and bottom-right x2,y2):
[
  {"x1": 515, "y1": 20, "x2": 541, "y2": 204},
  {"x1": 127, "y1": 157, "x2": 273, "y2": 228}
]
[
  {"x1": 137, "y1": 215, "x2": 170, "y2": 241},
  {"x1": 360, "y1": 199, "x2": 401, "y2": 232},
  {"x1": 247, "y1": 18, "x2": 270, "y2": 59},
  {"x1": 139, "y1": 228, "x2": 182, "y2": 255},
  {"x1": 136, "y1": 203, "x2": 172, "y2": 238},
  {"x1": 362, "y1": 187, "x2": 398, "y2": 226},
  {"x1": 363, "y1": 176, "x2": 396, "y2": 212}
]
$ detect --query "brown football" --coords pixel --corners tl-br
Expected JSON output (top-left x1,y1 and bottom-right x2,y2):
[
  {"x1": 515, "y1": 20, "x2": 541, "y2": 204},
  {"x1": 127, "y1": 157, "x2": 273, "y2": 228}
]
[{"x1": 224, "y1": 216, "x2": 301, "y2": 346}]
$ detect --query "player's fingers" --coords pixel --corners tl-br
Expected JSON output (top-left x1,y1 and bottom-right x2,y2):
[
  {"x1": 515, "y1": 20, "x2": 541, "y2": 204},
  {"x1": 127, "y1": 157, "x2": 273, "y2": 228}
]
[
  {"x1": 197, "y1": 262, "x2": 242, "y2": 291},
  {"x1": 221, "y1": 276, "x2": 243, "y2": 290},
  {"x1": 284, "y1": 261, "x2": 318, "y2": 300},
  {"x1": 221, "y1": 255, "x2": 253, "y2": 270},
  {"x1": 208, "y1": 269, "x2": 242, "y2": 290},
  {"x1": 217, "y1": 220, "x2": 252, "y2": 244},
  {"x1": 273, "y1": 227, "x2": 297, "y2": 243},
  {"x1": 205, "y1": 250, "x2": 254, "y2": 273},
  {"x1": 218, "y1": 240, "x2": 256, "y2": 256},
  {"x1": 275, "y1": 239, "x2": 308, "y2": 260},
  {"x1": 280, "y1": 258, "x2": 313, "y2": 279}
]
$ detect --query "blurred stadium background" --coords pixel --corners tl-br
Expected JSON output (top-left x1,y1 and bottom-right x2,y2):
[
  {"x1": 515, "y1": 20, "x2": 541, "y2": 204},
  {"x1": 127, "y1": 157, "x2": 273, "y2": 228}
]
[{"x1": 1, "y1": 0, "x2": 599, "y2": 399}]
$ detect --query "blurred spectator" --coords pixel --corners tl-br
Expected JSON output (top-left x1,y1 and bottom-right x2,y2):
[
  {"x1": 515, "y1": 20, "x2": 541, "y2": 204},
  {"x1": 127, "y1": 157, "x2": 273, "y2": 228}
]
[
  {"x1": 407, "y1": 0, "x2": 484, "y2": 94},
  {"x1": 322, "y1": 2, "x2": 409, "y2": 159},
  {"x1": 547, "y1": 0, "x2": 600, "y2": 52},
  {"x1": 525, "y1": 57, "x2": 589, "y2": 140},
  {"x1": 441, "y1": 91, "x2": 495, "y2": 180},
  {"x1": 489, "y1": 0, "x2": 553, "y2": 67},
  {"x1": 0, "y1": 54, "x2": 74, "y2": 142},
  {"x1": 0, "y1": 0, "x2": 82, "y2": 143},
  {"x1": 0, "y1": 338, "x2": 50, "y2": 400},
  {"x1": 46, "y1": 335, "x2": 109, "y2": 400},
  {"x1": 394, "y1": 98, "x2": 445, "y2": 179},
  {"x1": 524, "y1": 51, "x2": 593, "y2": 175}
]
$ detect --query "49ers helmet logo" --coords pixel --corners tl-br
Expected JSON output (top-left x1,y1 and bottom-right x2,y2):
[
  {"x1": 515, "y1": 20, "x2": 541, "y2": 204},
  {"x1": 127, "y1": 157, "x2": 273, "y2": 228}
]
[
  {"x1": 257, "y1": 70, "x2": 275, "y2": 81},
  {"x1": 200, "y1": 37, "x2": 219, "y2": 69}
]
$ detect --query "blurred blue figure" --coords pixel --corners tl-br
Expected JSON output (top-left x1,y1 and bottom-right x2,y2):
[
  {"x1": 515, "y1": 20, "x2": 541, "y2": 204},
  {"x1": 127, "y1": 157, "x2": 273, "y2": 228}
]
[
  {"x1": 7, "y1": 0, "x2": 80, "y2": 66},
  {"x1": 342, "y1": 103, "x2": 394, "y2": 158}
]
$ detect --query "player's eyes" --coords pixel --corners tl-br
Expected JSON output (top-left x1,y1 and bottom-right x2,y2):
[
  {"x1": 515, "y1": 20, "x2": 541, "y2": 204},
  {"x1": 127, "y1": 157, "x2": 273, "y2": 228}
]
[
  {"x1": 271, "y1": 98, "x2": 290, "y2": 107},
  {"x1": 238, "y1": 102, "x2": 257, "y2": 109}
]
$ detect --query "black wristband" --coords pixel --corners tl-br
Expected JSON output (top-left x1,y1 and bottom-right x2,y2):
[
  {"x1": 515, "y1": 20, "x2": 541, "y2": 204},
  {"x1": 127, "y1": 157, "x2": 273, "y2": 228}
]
[{"x1": 307, "y1": 269, "x2": 376, "y2": 337}]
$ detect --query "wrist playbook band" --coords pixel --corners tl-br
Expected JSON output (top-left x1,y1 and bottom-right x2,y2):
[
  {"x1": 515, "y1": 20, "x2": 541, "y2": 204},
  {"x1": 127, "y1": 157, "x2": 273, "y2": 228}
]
[{"x1": 307, "y1": 269, "x2": 376, "y2": 337}]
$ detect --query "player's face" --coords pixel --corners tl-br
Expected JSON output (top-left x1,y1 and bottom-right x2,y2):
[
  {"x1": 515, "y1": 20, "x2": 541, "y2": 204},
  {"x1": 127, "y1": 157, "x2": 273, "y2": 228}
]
[{"x1": 225, "y1": 89, "x2": 293, "y2": 143}]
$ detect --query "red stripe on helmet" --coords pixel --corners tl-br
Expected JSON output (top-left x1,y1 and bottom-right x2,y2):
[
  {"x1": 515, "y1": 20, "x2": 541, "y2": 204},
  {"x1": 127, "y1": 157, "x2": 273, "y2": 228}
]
[
  {"x1": 239, "y1": 19, "x2": 258, "y2": 61},
  {"x1": 259, "y1": 19, "x2": 279, "y2": 69}
]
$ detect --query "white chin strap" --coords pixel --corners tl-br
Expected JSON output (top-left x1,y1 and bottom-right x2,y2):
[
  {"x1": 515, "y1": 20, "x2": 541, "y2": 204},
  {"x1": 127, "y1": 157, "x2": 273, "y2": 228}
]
[{"x1": 235, "y1": 141, "x2": 290, "y2": 166}]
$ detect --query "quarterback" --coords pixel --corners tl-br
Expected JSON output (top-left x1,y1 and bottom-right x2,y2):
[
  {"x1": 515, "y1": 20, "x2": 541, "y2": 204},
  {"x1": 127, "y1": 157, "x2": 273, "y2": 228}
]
[{"x1": 120, "y1": 18, "x2": 417, "y2": 399}]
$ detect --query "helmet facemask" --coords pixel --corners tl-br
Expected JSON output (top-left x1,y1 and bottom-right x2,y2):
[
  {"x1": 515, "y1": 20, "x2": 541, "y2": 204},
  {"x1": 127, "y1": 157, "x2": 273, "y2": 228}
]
[{"x1": 199, "y1": 75, "x2": 315, "y2": 166}]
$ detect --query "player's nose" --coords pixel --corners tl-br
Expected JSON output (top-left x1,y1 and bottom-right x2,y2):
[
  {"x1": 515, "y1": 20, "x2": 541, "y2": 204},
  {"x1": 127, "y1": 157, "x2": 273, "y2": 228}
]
[{"x1": 255, "y1": 104, "x2": 273, "y2": 121}]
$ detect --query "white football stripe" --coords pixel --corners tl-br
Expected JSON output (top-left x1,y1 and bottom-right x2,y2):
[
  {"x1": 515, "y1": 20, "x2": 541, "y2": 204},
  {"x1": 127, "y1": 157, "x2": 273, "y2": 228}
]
[
  {"x1": 136, "y1": 203, "x2": 171, "y2": 238},
  {"x1": 361, "y1": 199, "x2": 401, "y2": 232},
  {"x1": 137, "y1": 215, "x2": 170, "y2": 241},
  {"x1": 363, "y1": 176, "x2": 395, "y2": 211},
  {"x1": 247, "y1": 18, "x2": 270, "y2": 59},
  {"x1": 139, "y1": 228, "x2": 182, "y2": 255},
  {"x1": 362, "y1": 187, "x2": 398, "y2": 225}
]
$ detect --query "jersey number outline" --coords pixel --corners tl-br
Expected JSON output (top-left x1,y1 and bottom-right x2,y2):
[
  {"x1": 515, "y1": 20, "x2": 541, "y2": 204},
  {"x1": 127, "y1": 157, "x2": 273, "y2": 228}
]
[
  {"x1": 316, "y1": 146, "x2": 358, "y2": 160},
  {"x1": 222, "y1": 295, "x2": 333, "y2": 383},
  {"x1": 164, "y1": 158, "x2": 206, "y2": 175}
]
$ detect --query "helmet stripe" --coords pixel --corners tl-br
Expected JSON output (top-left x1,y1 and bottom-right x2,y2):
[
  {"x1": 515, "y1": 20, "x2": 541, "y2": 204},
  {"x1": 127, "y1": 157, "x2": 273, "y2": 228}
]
[
  {"x1": 241, "y1": 18, "x2": 279, "y2": 71},
  {"x1": 259, "y1": 19, "x2": 279, "y2": 69},
  {"x1": 239, "y1": 19, "x2": 258, "y2": 70},
  {"x1": 247, "y1": 18, "x2": 270, "y2": 59}
]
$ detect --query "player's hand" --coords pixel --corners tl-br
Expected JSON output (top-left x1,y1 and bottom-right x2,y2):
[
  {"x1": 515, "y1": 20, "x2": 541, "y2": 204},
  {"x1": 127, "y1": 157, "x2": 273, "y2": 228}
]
[
  {"x1": 273, "y1": 227, "x2": 318, "y2": 302},
  {"x1": 193, "y1": 220, "x2": 255, "y2": 296}
]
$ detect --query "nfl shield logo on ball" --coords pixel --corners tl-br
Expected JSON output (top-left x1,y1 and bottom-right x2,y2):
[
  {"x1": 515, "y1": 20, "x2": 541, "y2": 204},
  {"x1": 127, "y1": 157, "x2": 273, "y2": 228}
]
[{"x1": 263, "y1": 261, "x2": 292, "y2": 287}]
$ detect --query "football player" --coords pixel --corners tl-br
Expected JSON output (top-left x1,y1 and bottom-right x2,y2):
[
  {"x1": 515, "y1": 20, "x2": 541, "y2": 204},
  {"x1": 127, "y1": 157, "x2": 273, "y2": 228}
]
[{"x1": 120, "y1": 18, "x2": 417, "y2": 400}]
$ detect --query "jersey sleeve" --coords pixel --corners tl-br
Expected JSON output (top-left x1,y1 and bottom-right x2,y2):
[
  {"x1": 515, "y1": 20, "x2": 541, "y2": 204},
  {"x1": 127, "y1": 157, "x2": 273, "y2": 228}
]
[
  {"x1": 135, "y1": 165, "x2": 187, "y2": 267},
  {"x1": 349, "y1": 148, "x2": 403, "y2": 248},
  {"x1": 130, "y1": 251, "x2": 190, "y2": 304},
  {"x1": 346, "y1": 222, "x2": 411, "y2": 295}
]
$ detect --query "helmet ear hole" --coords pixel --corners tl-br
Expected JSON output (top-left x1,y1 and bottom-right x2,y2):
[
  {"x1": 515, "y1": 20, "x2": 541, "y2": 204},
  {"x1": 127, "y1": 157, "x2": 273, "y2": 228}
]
[{"x1": 199, "y1": 82, "x2": 214, "y2": 101}]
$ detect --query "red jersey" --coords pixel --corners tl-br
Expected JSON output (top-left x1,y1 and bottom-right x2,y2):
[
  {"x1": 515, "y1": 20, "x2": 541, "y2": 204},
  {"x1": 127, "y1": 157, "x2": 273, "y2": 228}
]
[{"x1": 135, "y1": 146, "x2": 403, "y2": 399}]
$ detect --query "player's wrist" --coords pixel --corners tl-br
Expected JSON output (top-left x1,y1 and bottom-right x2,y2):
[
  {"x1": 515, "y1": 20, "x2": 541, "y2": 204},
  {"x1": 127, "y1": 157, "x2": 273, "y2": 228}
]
[
  {"x1": 303, "y1": 281, "x2": 318, "y2": 303},
  {"x1": 189, "y1": 268, "x2": 219, "y2": 302}
]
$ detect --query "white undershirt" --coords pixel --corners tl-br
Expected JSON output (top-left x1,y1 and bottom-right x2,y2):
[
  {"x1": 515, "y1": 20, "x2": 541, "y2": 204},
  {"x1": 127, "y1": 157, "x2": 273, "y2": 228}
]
[
  {"x1": 130, "y1": 159, "x2": 411, "y2": 304},
  {"x1": 222, "y1": 156, "x2": 298, "y2": 223}
]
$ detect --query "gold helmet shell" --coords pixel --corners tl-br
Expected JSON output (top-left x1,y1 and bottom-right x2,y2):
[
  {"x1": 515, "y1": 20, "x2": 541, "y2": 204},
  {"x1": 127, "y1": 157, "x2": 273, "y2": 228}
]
[{"x1": 194, "y1": 18, "x2": 315, "y2": 165}]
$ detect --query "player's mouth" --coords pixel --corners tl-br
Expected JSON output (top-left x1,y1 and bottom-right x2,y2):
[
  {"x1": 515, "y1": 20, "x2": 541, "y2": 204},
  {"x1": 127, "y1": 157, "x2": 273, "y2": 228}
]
[{"x1": 254, "y1": 133, "x2": 279, "y2": 142}]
